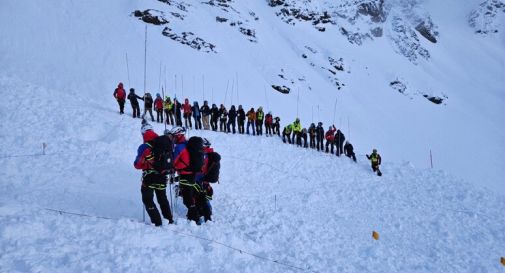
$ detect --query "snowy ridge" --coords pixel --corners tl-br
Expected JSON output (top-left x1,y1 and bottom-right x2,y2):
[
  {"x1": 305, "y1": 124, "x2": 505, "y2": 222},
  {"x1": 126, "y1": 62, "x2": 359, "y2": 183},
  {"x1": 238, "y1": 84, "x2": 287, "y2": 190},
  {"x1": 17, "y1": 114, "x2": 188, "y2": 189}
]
[{"x1": 0, "y1": 76, "x2": 504, "y2": 272}]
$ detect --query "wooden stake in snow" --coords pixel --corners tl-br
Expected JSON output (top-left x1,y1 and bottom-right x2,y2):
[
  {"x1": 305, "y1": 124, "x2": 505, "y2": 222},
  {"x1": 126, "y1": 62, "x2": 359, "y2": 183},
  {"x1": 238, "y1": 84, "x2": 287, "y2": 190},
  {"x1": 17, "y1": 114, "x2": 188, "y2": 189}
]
[{"x1": 372, "y1": 231, "x2": 379, "y2": 240}]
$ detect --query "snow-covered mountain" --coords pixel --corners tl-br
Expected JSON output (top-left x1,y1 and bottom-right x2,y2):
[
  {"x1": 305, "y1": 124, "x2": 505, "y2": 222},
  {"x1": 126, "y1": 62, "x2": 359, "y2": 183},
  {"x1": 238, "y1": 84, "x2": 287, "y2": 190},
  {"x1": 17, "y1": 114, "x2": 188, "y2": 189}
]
[{"x1": 0, "y1": 1, "x2": 504, "y2": 272}]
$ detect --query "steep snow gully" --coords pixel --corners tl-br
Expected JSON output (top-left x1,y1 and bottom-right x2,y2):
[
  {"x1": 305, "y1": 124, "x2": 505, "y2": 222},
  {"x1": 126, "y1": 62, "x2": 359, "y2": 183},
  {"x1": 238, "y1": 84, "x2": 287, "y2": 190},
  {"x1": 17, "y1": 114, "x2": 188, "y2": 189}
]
[{"x1": 0, "y1": 75, "x2": 504, "y2": 273}]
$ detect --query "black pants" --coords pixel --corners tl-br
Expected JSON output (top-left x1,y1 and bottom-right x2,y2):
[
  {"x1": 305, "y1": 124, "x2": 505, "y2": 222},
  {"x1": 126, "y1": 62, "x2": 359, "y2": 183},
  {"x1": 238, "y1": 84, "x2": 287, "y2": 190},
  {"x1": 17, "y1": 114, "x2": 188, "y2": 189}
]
[
  {"x1": 165, "y1": 110, "x2": 174, "y2": 125},
  {"x1": 117, "y1": 99, "x2": 125, "y2": 114},
  {"x1": 302, "y1": 137, "x2": 308, "y2": 148},
  {"x1": 141, "y1": 186, "x2": 173, "y2": 226},
  {"x1": 194, "y1": 116, "x2": 202, "y2": 130},
  {"x1": 336, "y1": 142, "x2": 344, "y2": 156},
  {"x1": 144, "y1": 107, "x2": 154, "y2": 121},
  {"x1": 274, "y1": 125, "x2": 280, "y2": 136},
  {"x1": 372, "y1": 163, "x2": 382, "y2": 176},
  {"x1": 175, "y1": 112, "x2": 183, "y2": 126},
  {"x1": 238, "y1": 120, "x2": 245, "y2": 134},
  {"x1": 326, "y1": 141, "x2": 334, "y2": 154},
  {"x1": 220, "y1": 119, "x2": 227, "y2": 132},
  {"x1": 246, "y1": 121, "x2": 255, "y2": 135},
  {"x1": 156, "y1": 109, "x2": 163, "y2": 123},
  {"x1": 211, "y1": 117, "x2": 218, "y2": 131},
  {"x1": 296, "y1": 135, "x2": 302, "y2": 146},
  {"x1": 184, "y1": 113, "x2": 192, "y2": 128},
  {"x1": 227, "y1": 120, "x2": 236, "y2": 134},
  {"x1": 316, "y1": 137, "x2": 324, "y2": 151},
  {"x1": 179, "y1": 175, "x2": 200, "y2": 223},
  {"x1": 282, "y1": 132, "x2": 291, "y2": 144},
  {"x1": 346, "y1": 152, "x2": 357, "y2": 162},
  {"x1": 265, "y1": 124, "x2": 272, "y2": 135},
  {"x1": 291, "y1": 132, "x2": 298, "y2": 144},
  {"x1": 309, "y1": 136, "x2": 315, "y2": 148},
  {"x1": 131, "y1": 103, "x2": 140, "y2": 118},
  {"x1": 256, "y1": 121, "x2": 263, "y2": 135}
]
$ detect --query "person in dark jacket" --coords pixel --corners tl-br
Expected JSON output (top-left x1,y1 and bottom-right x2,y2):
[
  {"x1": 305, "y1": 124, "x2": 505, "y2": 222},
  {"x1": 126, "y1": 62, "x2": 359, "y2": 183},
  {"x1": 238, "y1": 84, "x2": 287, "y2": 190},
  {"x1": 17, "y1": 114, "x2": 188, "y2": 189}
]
[
  {"x1": 366, "y1": 149, "x2": 382, "y2": 176},
  {"x1": 344, "y1": 141, "x2": 356, "y2": 162},
  {"x1": 134, "y1": 122, "x2": 174, "y2": 226},
  {"x1": 316, "y1": 122, "x2": 324, "y2": 151},
  {"x1": 200, "y1": 101, "x2": 211, "y2": 130},
  {"x1": 227, "y1": 105, "x2": 237, "y2": 134},
  {"x1": 113, "y1": 82, "x2": 126, "y2": 114},
  {"x1": 192, "y1": 101, "x2": 202, "y2": 130},
  {"x1": 173, "y1": 98, "x2": 183, "y2": 126},
  {"x1": 219, "y1": 104, "x2": 228, "y2": 132},
  {"x1": 237, "y1": 105, "x2": 246, "y2": 134},
  {"x1": 143, "y1": 93, "x2": 155, "y2": 122},
  {"x1": 308, "y1": 123, "x2": 316, "y2": 149},
  {"x1": 210, "y1": 104, "x2": 219, "y2": 131},
  {"x1": 335, "y1": 129, "x2": 346, "y2": 156},
  {"x1": 273, "y1": 117, "x2": 281, "y2": 136},
  {"x1": 127, "y1": 88, "x2": 143, "y2": 118}
]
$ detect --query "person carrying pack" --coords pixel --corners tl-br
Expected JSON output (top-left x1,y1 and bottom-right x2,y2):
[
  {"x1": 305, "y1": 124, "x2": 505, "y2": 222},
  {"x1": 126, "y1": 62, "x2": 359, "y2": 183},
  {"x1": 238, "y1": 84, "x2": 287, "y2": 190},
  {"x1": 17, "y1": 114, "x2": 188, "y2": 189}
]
[
  {"x1": 134, "y1": 120, "x2": 174, "y2": 226},
  {"x1": 366, "y1": 149, "x2": 382, "y2": 176},
  {"x1": 173, "y1": 98, "x2": 183, "y2": 126},
  {"x1": 219, "y1": 104, "x2": 228, "y2": 132},
  {"x1": 210, "y1": 104, "x2": 219, "y2": 131},
  {"x1": 227, "y1": 105, "x2": 237, "y2": 134},
  {"x1": 195, "y1": 138, "x2": 220, "y2": 222},
  {"x1": 170, "y1": 126, "x2": 205, "y2": 224},
  {"x1": 113, "y1": 82, "x2": 126, "y2": 114},
  {"x1": 183, "y1": 98, "x2": 193, "y2": 129}
]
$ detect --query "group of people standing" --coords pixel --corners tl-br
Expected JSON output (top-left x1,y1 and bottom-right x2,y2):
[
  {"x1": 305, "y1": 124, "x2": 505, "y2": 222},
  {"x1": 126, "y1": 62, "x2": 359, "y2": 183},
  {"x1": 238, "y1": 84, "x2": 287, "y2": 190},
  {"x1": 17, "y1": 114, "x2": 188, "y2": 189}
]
[{"x1": 118, "y1": 82, "x2": 384, "y2": 227}]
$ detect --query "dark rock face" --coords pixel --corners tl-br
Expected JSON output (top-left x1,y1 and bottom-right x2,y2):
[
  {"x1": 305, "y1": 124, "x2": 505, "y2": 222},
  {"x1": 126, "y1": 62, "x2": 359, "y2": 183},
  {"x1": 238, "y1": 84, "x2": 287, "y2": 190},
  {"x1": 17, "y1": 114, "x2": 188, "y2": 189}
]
[
  {"x1": 357, "y1": 0, "x2": 386, "y2": 23},
  {"x1": 415, "y1": 21, "x2": 438, "y2": 43},
  {"x1": 423, "y1": 95, "x2": 444, "y2": 104},
  {"x1": 162, "y1": 28, "x2": 217, "y2": 53},
  {"x1": 133, "y1": 10, "x2": 169, "y2": 25},
  {"x1": 216, "y1": 16, "x2": 228, "y2": 23},
  {"x1": 272, "y1": 85, "x2": 290, "y2": 94}
]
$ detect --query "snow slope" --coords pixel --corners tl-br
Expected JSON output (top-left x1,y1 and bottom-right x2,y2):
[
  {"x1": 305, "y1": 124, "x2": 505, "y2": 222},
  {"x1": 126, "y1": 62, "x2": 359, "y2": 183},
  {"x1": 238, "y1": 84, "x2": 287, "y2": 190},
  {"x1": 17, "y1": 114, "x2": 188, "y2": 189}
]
[
  {"x1": 1, "y1": 75, "x2": 505, "y2": 272},
  {"x1": 0, "y1": 0, "x2": 504, "y2": 193}
]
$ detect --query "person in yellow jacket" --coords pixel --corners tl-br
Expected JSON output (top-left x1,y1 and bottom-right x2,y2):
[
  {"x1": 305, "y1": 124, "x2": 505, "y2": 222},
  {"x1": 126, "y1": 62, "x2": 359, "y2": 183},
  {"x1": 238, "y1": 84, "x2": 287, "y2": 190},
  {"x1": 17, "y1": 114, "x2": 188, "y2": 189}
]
[
  {"x1": 366, "y1": 149, "x2": 382, "y2": 176},
  {"x1": 163, "y1": 97, "x2": 174, "y2": 125},
  {"x1": 255, "y1": 107, "x2": 264, "y2": 136},
  {"x1": 291, "y1": 118, "x2": 302, "y2": 144},
  {"x1": 282, "y1": 124, "x2": 293, "y2": 143}
]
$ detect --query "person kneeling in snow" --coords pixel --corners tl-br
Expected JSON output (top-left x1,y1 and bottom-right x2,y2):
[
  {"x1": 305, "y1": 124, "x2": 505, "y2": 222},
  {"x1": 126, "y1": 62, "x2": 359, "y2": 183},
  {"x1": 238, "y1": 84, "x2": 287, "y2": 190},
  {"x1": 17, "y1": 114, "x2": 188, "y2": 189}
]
[
  {"x1": 134, "y1": 121, "x2": 174, "y2": 226},
  {"x1": 366, "y1": 149, "x2": 382, "y2": 176},
  {"x1": 344, "y1": 141, "x2": 357, "y2": 162}
]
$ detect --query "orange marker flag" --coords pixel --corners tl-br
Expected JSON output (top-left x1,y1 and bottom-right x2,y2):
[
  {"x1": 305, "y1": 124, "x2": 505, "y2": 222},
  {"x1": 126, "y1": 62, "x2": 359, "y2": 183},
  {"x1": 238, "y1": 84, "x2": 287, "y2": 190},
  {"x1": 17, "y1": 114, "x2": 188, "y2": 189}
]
[{"x1": 372, "y1": 231, "x2": 379, "y2": 240}]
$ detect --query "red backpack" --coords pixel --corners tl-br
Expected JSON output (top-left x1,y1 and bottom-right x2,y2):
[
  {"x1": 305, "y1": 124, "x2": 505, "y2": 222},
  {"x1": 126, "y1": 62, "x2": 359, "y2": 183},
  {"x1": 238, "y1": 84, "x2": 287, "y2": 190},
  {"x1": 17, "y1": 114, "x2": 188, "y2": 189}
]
[{"x1": 265, "y1": 115, "x2": 273, "y2": 125}]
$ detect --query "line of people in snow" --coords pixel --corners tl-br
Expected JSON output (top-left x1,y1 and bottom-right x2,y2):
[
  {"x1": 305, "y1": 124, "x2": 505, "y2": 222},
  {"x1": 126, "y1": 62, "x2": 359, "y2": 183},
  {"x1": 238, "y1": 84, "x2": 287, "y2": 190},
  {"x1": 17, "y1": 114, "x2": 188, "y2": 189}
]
[
  {"x1": 134, "y1": 121, "x2": 220, "y2": 226},
  {"x1": 117, "y1": 82, "x2": 384, "y2": 223}
]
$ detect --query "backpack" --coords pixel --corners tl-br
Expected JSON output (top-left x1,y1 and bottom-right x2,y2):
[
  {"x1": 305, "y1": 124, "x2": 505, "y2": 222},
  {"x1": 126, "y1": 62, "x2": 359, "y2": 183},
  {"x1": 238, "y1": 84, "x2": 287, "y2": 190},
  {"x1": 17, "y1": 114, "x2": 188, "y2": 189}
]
[
  {"x1": 186, "y1": 136, "x2": 205, "y2": 173},
  {"x1": 203, "y1": 151, "x2": 221, "y2": 183},
  {"x1": 149, "y1": 135, "x2": 173, "y2": 174}
]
